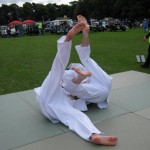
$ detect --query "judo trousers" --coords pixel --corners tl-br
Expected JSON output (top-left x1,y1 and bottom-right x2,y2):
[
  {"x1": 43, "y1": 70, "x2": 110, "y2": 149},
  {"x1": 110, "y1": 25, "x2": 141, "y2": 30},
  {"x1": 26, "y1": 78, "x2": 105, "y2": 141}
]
[{"x1": 34, "y1": 36, "x2": 108, "y2": 141}]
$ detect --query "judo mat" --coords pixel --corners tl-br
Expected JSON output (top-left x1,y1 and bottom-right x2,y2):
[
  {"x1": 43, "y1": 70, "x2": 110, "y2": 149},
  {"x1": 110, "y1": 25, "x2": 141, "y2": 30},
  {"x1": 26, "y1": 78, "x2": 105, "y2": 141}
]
[{"x1": 0, "y1": 70, "x2": 150, "y2": 150}]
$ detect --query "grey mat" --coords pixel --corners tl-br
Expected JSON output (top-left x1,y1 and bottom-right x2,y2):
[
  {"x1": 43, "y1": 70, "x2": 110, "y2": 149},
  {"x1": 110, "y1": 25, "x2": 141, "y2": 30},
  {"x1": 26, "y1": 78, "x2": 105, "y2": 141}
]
[
  {"x1": 111, "y1": 81, "x2": 150, "y2": 112},
  {"x1": 0, "y1": 71, "x2": 150, "y2": 150},
  {"x1": 12, "y1": 113, "x2": 150, "y2": 150},
  {"x1": 95, "y1": 113, "x2": 150, "y2": 150},
  {"x1": 85, "y1": 103, "x2": 128, "y2": 123},
  {"x1": 111, "y1": 70, "x2": 150, "y2": 89},
  {"x1": 135, "y1": 106, "x2": 150, "y2": 119},
  {"x1": 0, "y1": 94, "x2": 64, "y2": 150}
]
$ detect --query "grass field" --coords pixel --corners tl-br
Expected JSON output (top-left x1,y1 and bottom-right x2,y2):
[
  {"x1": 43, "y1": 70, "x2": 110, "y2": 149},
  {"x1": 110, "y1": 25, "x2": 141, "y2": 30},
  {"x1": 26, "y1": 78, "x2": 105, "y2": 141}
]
[{"x1": 0, "y1": 28, "x2": 150, "y2": 95}]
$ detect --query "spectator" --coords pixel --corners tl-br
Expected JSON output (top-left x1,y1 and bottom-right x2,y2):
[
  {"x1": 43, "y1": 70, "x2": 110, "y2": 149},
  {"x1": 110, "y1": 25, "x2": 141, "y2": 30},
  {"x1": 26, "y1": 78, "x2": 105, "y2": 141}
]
[
  {"x1": 16, "y1": 21, "x2": 24, "y2": 36},
  {"x1": 38, "y1": 21, "x2": 43, "y2": 35},
  {"x1": 141, "y1": 31, "x2": 150, "y2": 68},
  {"x1": 143, "y1": 19, "x2": 148, "y2": 32}
]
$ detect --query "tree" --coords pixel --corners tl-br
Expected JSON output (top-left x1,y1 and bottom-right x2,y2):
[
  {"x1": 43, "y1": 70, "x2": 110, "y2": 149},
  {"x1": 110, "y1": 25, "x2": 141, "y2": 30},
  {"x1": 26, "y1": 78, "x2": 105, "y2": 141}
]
[
  {"x1": 46, "y1": 3, "x2": 56, "y2": 20},
  {"x1": 32, "y1": 3, "x2": 49, "y2": 21},
  {"x1": 56, "y1": 4, "x2": 71, "y2": 19},
  {"x1": 23, "y1": 2, "x2": 34, "y2": 20},
  {"x1": 0, "y1": 5, "x2": 10, "y2": 24},
  {"x1": 74, "y1": 0, "x2": 89, "y2": 19},
  {"x1": 9, "y1": 4, "x2": 20, "y2": 19},
  {"x1": 0, "y1": 0, "x2": 150, "y2": 25}
]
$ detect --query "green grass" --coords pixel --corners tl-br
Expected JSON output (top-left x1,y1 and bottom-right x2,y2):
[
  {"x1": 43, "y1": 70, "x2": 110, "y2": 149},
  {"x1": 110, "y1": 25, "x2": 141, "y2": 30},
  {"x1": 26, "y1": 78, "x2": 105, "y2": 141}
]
[{"x1": 0, "y1": 29, "x2": 150, "y2": 95}]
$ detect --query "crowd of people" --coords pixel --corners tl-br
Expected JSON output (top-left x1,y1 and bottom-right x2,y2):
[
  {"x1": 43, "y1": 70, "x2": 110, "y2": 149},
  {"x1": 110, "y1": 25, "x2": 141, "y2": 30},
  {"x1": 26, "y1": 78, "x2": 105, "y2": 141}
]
[
  {"x1": 0, "y1": 21, "x2": 44, "y2": 37},
  {"x1": 0, "y1": 18, "x2": 149, "y2": 37},
  {"x1": 0, "y1": 17, "x2": 149, "y2": 69}
]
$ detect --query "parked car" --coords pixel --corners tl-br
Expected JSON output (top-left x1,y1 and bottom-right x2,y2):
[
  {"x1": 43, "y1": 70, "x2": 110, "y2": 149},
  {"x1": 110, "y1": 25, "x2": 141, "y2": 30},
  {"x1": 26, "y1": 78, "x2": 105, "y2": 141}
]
[
  {"x1": 105, "y1": 18, "x2": 126, "y2": 31},
  {"x1": 0, "y1": 25, "x2": 18, "y2": 37},
  {"x1": 107, "y1": 23, "x2": 126, "y2": 31},
  {"x1": 0, "y1": 25, "x2": 8, "y2": 37},
  {"x1": 48, "y1": 19, "x2": 72, "y2": 34},
  {"x1": 89, "y1": 19, "x2": 106, "y2": 32}
]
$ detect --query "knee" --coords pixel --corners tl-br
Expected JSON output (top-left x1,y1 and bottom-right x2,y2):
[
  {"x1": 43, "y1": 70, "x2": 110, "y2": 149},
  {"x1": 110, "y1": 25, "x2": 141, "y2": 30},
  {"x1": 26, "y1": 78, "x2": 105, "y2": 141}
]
[
  {"x1": 96, "y1": 88, "x2": 110, "y2": 102},
  {"x1": 102, "y1": 87, "x2": 111, "y2": 97}
]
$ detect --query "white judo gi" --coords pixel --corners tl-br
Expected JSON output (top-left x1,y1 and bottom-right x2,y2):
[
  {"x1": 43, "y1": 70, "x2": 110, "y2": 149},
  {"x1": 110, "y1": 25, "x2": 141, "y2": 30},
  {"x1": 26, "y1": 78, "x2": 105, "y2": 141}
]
[{"x1": 34, "y1": 36, "x2": 112, "y2": 141}]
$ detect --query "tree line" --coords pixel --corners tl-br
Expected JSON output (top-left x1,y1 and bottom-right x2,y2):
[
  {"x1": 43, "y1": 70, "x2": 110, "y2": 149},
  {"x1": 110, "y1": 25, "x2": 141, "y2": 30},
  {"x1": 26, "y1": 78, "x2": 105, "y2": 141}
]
[{"x1": 0, "y1": 0, "x2": 150, "y2": 25}]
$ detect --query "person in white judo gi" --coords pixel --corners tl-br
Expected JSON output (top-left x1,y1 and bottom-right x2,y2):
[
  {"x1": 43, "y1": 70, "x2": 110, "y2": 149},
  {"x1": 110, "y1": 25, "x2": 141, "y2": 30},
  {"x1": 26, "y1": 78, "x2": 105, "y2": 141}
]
[{"x1": 34, "y1": 15, "x2": 118, "y2": 145}]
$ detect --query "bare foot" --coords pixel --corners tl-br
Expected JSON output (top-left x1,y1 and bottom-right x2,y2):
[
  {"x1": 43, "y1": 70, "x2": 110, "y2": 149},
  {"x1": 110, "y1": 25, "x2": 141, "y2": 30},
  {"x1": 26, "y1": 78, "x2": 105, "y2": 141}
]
[
  {"x1": 77, "y1": 15, "x2": 90, "y2": 39},
  {"x1": 72, "y1": 67, "x2": 91, "y2": 79},
  {"x1": 72, "y1": 67, "x2": 91, "y2": 84},
  {"x1": 83, "y1": 24, "x2": 90, "y2": 34},
  {"x1": 77, "y1": 15, "x2": 88, "y2": 24},
  {"x1": 91, "y1": 134, "x2": 118, "y2": 146},
  {"x1": 65, "y1": 22, "x2": 85, "y2": 42}
]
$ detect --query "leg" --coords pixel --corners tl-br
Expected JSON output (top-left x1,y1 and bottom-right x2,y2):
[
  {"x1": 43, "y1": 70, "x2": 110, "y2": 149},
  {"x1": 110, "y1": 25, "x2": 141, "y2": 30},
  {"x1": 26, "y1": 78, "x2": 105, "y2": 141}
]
[
  {"x1": 70, "y1": 16, "x2": 91, "y2": 84},
  {"x1": 77, "y1": 15, "x2": 90, "y2": 47},
  {"x1": 64, "y1": 22, "x2": 85, "y2": 42},
  {"x1": 76, "y1": 15, "x2": 112, "y2": 89},
  {"x1": 35, "y1": 35, "x2": 72, "y2": 120},
  {"x1": 35, "y1": 23, "x2": 85, "y2": 120},
  {"x1": 51, "y1": 100, "x2": 118, "y2": 145},
  {"x1": 147, "y1": 45, "x2": 150, "y2": 65},
  {"x1": 141, "y1": 44, "x2": 150, "y2": 68},
  {"x1": 64, "y1": 16, "x2": 112, "y2": 102},
  {"x1": 76, "y1": 16, "x2": 118, "y2": 145},
  {"x1": 40, "y1": 22, "x2": 87, "y2": 99},
  {"x1": 91, "y1": 134, "x2": 118, "y2": 145}
]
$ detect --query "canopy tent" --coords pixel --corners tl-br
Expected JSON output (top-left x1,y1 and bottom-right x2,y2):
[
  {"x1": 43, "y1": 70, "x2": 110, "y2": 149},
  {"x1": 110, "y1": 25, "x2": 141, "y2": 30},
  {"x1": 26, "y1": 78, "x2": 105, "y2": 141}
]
[
  {"x1": 22, "y1": 20, "x2": 35, "y2": 24},
  {"x1": 8, "y1": 20, "x2": 20, "y2": 26}
]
